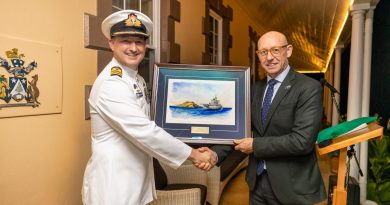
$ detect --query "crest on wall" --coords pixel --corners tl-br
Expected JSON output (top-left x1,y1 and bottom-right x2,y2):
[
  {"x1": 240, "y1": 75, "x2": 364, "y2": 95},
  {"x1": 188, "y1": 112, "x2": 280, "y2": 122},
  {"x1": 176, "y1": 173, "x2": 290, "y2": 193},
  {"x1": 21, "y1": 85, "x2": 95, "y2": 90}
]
[{"x1": 0, "y1": 48, "x2": 40, "y2": 108}]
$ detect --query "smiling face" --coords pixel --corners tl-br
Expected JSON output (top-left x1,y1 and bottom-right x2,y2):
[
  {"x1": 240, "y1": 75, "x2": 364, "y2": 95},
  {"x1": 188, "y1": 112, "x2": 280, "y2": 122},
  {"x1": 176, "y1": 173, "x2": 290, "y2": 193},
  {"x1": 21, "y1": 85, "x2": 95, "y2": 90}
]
[
  {"x1": 108, "y1": 35, "x2": 147, "y2": 70},
  {"x1": 257, "y1": 31, "x2": 293, "y2": 78}
]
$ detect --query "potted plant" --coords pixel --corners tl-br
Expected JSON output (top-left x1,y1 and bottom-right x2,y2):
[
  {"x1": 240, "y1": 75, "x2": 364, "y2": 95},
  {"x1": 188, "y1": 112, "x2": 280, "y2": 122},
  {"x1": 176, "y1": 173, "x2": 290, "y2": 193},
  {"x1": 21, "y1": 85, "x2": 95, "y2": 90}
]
[{"x1": 367, "y1": 134, "x2": 390, "y2": 204}]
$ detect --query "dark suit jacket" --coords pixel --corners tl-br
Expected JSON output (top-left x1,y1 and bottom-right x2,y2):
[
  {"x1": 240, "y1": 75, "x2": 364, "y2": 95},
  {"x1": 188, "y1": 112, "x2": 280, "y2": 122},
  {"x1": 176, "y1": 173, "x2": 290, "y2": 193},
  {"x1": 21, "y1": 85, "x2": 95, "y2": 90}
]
[{"x1": 247, "y1": 69, "x2": 326, "y2": 204}]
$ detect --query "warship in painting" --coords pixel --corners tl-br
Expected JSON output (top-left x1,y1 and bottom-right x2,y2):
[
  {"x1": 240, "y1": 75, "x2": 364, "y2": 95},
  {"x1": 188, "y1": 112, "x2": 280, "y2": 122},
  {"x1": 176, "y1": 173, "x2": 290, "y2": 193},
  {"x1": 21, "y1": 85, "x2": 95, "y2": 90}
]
[{"x1": 203, "y1": 96, "x2": 222, "y2": 110}]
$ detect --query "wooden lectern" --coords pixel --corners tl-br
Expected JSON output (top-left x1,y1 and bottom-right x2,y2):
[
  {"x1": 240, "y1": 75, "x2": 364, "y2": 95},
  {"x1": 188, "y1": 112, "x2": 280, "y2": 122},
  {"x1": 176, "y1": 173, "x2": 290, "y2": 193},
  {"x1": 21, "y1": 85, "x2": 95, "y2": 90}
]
[{"x1": 316, "y1": 122, "x2": 383, "y2": 205}]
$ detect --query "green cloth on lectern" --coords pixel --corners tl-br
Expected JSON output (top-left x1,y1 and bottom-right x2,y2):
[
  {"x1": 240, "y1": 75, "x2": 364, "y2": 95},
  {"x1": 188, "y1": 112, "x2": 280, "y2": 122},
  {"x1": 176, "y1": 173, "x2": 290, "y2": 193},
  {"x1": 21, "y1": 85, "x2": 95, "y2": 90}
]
[{"x1": 317, "y1": 116, "x2": 377, "y2": 144}]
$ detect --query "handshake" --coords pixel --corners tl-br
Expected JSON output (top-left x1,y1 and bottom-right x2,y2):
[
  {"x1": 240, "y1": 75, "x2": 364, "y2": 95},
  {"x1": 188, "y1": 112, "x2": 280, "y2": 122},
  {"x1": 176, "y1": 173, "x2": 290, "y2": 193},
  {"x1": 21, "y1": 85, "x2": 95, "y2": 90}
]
[{"x1": 188, "y1": 147, "x2": 217, "y2": 171}]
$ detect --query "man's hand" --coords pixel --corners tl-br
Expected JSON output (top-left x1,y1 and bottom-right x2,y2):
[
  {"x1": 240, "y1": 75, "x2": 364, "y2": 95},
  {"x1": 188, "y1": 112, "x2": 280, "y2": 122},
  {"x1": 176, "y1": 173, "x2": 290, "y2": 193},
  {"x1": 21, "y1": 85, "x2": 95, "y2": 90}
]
[
  {"x1": 234, "y1": 138, "x2": 254, "y2": 154},
  {"x1": 188, "y1": 148, "x2": 212, "y2": 171},
  {"x1": 188, "y1": 147, "x2": 217, "y2": 171},
  {"x1": 196, "y1": 147, "x2": 217, "y2": 171}
]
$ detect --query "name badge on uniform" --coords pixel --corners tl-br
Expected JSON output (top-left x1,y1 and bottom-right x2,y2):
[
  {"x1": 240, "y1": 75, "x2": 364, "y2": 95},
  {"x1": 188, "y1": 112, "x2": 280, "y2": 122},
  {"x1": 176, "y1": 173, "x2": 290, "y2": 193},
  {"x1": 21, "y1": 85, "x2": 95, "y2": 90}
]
[
  {"x1": 133, "y1": 84, "x2": 143, "y2": 98},
  {"x1": 143, "y1": 82, "x2": 151, "y2": 104}
]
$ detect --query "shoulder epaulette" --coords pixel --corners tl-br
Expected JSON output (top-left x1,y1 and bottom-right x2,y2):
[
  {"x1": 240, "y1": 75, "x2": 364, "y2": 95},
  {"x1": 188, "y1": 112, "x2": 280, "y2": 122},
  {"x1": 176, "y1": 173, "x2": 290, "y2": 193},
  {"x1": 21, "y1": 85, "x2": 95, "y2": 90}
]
[{"x1": 110, "y1": 66, "x2": 122, "y2": 78}]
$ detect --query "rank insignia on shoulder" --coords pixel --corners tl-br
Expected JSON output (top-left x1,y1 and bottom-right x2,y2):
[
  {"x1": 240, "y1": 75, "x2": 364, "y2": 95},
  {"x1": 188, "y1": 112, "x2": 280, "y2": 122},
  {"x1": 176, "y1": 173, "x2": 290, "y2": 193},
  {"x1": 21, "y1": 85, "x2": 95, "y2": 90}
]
[{"x1": 110, "y1": 66, "x2": 122, "y2": 78}]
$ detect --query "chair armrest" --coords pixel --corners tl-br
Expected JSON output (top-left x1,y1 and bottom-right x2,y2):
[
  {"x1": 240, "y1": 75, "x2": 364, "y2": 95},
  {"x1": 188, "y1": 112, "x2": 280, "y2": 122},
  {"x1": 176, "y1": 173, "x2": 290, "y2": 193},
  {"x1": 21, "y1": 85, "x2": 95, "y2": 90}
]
[
  {"x1": 160, "y1": 163, "x2": 208, "y2": 186},
  {"x1": 147, "y1": 189, "x2": 202, "y2": 205},
  {"x1": 206, "y1": 166, "x2": 222, "y2": 205}
]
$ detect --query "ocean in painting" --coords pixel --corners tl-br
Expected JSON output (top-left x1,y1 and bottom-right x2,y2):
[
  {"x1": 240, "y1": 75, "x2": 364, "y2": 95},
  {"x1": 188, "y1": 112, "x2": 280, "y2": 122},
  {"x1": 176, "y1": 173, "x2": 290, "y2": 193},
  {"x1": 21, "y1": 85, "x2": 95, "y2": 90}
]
[{"x1": 169, "y1": 106, "x2": 232, "y2": 118}]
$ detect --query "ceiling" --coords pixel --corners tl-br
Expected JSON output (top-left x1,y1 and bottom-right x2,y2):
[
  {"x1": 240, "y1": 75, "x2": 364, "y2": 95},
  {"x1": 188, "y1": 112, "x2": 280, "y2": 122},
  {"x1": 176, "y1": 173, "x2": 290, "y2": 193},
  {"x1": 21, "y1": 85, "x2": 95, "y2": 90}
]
[{"x1": 235, "y1": 0, "x2": 379, "y2": 73}]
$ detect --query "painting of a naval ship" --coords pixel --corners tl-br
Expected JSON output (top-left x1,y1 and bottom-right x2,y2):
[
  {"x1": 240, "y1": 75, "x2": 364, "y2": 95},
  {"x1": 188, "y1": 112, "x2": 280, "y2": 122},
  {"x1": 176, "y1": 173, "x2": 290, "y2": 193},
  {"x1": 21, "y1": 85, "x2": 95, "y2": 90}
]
[
  {"x1": 203, "y1": 96, "x2": 222, "y2": 110},
  {"x1": 169, "y1": 95, "x2": 232, "y2": 120},
  {"x1": 165, "y1": 79, "x2": 235, "y2": 125}
]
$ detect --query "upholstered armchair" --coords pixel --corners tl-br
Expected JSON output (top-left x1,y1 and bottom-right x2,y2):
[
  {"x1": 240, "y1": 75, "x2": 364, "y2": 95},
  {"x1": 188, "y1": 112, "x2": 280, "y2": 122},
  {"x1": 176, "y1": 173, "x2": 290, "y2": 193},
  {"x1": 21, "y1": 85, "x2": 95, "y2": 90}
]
[{"x1": 147, "y1": 159, "x2": 208, "y2": 205}]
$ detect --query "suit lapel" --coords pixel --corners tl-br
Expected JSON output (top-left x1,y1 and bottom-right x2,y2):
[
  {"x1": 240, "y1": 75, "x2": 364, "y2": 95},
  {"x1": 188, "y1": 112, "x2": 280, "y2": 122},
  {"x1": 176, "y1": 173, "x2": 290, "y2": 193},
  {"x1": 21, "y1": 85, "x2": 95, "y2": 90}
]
[
  {"x1": 252, "y1": 80, "x2": 266, "y2": 134},
  {"x1": 263, "y1": 69, "x2": 296, "y2": 130}
]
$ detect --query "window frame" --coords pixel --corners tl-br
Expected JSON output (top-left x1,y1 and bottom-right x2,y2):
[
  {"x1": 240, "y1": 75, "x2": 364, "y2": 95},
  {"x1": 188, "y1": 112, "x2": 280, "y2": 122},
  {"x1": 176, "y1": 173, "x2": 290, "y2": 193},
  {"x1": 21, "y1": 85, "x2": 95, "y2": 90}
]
[
  {"x1": 202, "y1": 0, "x2": 232, "y2": 65},
  {"x1": 251, "y1": 41, "x2": 257, "y2": 83},
  {"x1": 208, "y1": 9, "x2": 223, "y2": 65}
]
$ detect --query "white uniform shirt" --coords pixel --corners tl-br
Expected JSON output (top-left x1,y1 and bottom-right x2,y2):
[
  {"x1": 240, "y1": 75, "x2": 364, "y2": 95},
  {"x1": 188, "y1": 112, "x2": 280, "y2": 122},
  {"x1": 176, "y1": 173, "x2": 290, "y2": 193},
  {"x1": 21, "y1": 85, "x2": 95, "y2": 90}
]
[{"x1": 82, "y1": 58, "x2": 192, "y2": 205}]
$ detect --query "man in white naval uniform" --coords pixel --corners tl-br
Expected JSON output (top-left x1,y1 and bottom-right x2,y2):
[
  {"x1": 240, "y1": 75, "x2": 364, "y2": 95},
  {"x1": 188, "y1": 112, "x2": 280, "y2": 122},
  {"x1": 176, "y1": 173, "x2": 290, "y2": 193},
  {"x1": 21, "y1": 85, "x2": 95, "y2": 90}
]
[{"x1": 82, "y1": 10, "x2": 216, "y2": 205}]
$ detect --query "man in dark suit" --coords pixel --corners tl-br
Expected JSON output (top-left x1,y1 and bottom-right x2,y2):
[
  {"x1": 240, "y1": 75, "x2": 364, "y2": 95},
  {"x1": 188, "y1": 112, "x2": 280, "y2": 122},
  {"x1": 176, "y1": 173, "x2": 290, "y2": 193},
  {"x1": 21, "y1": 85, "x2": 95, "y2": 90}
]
[{"x1": 213, "y1": 31, "x2": 326, "y2": 204}]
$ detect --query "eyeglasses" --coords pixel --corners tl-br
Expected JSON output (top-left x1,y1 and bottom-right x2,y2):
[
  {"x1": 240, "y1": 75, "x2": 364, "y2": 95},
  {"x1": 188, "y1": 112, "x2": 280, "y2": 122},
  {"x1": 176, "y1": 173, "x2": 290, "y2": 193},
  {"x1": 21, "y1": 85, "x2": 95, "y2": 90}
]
[{"x1": 256, "y1": 45, "x2": 289, "y2": 57}]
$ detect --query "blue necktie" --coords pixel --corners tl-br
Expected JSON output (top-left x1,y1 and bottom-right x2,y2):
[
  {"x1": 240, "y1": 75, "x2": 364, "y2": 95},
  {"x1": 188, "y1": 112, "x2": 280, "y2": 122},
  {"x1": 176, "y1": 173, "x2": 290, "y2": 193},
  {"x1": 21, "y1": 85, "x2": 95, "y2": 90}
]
[
  {"x1": 261, "y1": 79, "x2": 277, "y2": 127},
  {"x1": 257, "y1": 79, "x2": 278, "y2": 175}
]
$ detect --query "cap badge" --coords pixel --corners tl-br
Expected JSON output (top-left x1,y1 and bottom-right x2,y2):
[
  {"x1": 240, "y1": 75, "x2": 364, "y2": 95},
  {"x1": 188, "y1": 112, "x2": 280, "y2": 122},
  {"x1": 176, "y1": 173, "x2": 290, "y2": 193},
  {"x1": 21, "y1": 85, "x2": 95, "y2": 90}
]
[
  {"x1": 110, "y1": 66, "x2": 122, "y2": 78},
  {"x1": 125, "y1": 13, "x2": 142, "y2": 28}
]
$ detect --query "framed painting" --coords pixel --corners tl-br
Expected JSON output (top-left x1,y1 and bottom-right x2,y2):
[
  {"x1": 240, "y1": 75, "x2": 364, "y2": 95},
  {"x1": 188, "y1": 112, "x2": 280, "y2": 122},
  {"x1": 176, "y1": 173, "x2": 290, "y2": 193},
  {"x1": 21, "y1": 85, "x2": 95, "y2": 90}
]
[{"x1": 151, "y1": 63, "x2": 251, "y2": 144}]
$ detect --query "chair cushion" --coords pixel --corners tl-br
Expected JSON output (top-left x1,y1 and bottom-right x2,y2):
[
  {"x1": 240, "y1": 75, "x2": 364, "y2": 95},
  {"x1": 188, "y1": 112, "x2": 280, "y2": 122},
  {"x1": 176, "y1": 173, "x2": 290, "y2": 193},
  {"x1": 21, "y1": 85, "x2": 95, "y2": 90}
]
[
  {"x1": 219, "y1": 150, "x2": 247, "y2": 181},
  {"x1": 164, "y1": 184, "x2": 207, "y2": 205}
]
